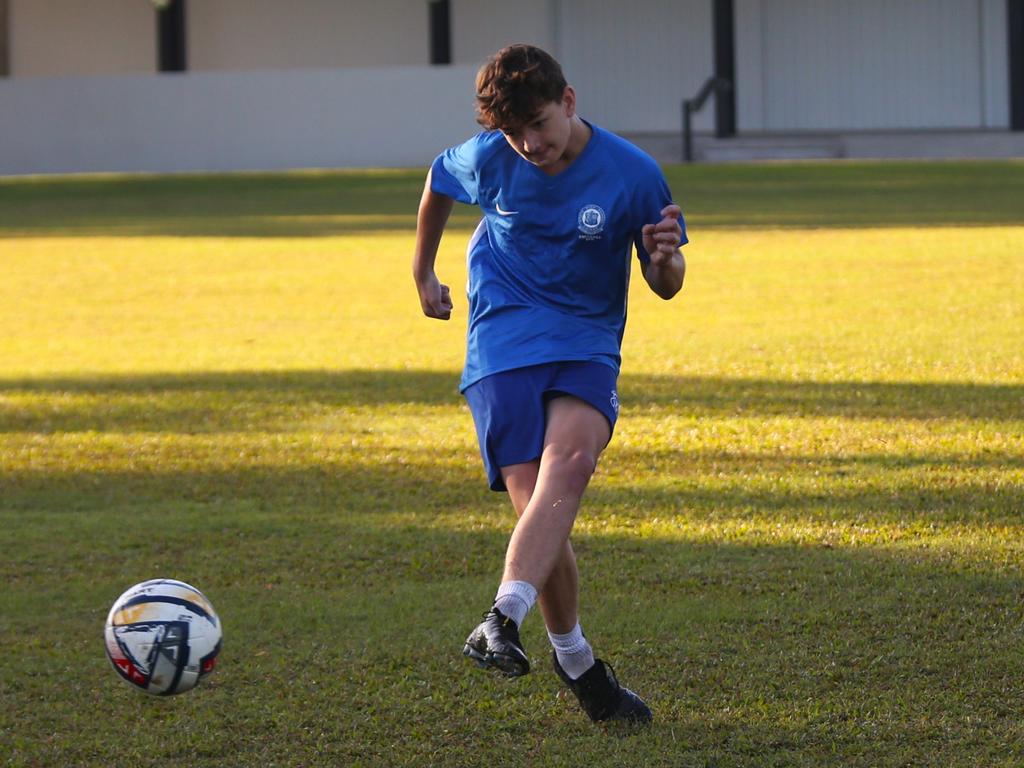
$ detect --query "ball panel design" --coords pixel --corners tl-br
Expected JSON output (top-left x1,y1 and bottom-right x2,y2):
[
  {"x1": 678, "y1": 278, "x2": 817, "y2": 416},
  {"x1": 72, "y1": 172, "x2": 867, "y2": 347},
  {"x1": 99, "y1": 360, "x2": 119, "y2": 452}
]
[{"x1": 104, "y1": 578, "x2": 222, "y2": 696}]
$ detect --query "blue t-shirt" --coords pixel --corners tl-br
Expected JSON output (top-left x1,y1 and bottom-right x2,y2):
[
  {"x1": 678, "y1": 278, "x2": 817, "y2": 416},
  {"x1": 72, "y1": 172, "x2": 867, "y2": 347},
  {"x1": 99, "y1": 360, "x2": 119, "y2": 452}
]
[{"x1": 430, "y1": 122, "x2": 687, "y2": 392}]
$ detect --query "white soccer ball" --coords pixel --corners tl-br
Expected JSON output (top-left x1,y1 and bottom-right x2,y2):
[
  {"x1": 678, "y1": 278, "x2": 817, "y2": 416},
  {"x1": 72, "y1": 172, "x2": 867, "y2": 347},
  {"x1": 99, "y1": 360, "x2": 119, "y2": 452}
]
[{"x1": 104, "y1": 578, "x2": 223, "y2": 696}]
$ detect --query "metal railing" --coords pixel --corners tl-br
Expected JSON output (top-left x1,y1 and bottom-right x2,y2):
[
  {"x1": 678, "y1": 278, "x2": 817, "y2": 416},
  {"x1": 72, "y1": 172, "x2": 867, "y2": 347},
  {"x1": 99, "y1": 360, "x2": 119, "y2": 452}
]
[{"x1": 682, "y1": 77, "x2": 732, "y2": 162}]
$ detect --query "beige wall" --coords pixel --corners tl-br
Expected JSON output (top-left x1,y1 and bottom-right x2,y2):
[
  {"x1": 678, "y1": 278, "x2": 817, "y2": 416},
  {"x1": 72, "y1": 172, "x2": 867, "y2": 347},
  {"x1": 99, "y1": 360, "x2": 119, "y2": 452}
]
[
  {"x1": 10, "y1": 0, "x2": 154, "y2": 77},
  {"x1": 451, "y1": 0, "x2": 553, "y2": 65},
  {"x1": 7, "y1": 0, "x2": 555, "y2": 78},
  {"x1": 9, "y1": 0, "x2": 443, "y2": 76},
  {"x1": 189, "y1": 0, "x2": 430, "y2": 70}
]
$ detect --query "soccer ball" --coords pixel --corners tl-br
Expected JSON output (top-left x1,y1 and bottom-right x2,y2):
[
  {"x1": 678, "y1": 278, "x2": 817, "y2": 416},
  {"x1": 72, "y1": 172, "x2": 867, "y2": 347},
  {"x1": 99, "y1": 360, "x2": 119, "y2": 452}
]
[{"x1": 104, "y1": 578, "x2": 222, "y2": 696}]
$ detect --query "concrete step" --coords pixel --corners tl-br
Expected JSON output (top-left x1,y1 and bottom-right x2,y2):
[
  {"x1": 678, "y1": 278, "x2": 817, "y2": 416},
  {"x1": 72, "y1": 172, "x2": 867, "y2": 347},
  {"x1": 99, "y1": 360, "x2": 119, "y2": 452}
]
[
  {"x1": 623, "y1": 132, "x2": 841, "y2": 164},
  {"x1": 625, "y1": 130, "x2": 1024, "y2": 164},
  {"x1": 697, "y1": 136, "x2": 842, "y2": 162}
]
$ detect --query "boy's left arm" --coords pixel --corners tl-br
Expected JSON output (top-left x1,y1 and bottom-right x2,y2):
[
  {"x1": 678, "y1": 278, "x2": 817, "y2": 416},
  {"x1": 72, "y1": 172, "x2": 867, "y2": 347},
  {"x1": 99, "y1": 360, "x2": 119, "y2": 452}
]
[{"x1": 640, "y1": 204, "x2": 686, "y2": 299}]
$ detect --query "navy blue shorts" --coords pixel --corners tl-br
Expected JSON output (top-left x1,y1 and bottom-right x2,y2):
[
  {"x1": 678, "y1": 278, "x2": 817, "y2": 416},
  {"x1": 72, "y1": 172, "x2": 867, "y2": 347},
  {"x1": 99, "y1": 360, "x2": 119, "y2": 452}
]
[{"x1": 463, "y1": 361, "x2": 620, "y2": 492}]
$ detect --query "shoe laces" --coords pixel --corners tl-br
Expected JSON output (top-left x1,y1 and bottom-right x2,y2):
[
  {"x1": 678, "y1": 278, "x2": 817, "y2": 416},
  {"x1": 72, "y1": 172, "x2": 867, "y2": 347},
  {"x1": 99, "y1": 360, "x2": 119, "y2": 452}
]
[{"x1": 597, "y1": 658, "x2": 621, "y2": 690}]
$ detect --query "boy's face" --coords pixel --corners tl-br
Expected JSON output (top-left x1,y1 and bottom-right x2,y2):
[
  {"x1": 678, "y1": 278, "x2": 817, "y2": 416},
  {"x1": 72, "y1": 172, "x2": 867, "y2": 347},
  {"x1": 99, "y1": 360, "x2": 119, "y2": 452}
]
[{"x1": 501, "y1": 87, "x2": 576, "y2": 169}]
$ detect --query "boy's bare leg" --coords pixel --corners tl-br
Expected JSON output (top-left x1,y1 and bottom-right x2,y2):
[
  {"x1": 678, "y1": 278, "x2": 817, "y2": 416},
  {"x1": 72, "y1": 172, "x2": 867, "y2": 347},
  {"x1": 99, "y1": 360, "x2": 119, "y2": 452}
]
[
  {"x1": 501, "y1": 396, "x2": 610, "y2": 602},
  {"x1": 463, "y1": 395, "x2": 606, "y2": 677},
  {"x1": 469, "y1": 394, "x2": 653, "y2": 722},
  {"x1": 502, "y1": 461, "x2": 579, "y2": 634}
]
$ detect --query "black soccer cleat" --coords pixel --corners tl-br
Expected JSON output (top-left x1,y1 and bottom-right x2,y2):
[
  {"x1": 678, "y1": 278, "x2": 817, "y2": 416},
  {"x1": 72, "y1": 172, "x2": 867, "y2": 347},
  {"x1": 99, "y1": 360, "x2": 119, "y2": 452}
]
[
  {"x1": 463, "y1": 607, "x2": 530, "y2": 677},
  {"x1": 553, "y1": 653, "x2": 653, "y2": 724}
]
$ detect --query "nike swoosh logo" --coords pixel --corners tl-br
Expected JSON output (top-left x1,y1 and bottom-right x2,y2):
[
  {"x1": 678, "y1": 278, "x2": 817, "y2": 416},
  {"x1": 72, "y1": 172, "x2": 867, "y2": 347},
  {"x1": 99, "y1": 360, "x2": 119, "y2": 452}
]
[{"x1": 495, "y1": 203, "x2": 519, "y2": 216}]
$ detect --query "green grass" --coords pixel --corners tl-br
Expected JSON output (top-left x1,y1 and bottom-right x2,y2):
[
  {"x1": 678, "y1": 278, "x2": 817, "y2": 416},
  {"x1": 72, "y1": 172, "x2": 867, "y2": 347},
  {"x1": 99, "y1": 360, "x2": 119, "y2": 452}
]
[{"x1": 1, "y1": 161, "x2": 1023, "y2": 767}]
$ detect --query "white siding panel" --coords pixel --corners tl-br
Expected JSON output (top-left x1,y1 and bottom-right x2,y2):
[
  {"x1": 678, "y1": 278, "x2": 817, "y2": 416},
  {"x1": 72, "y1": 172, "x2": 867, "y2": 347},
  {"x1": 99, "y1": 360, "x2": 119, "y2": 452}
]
[
  {"x1": 981, "y1": 0, "x2": 1009, "y2": 127},
  {"x1": 758, "y1": 0, "x2": 986, "y2": 130},
  {"x1": 189, "y1": 0, "x2": 429, "y2": 71},
  {"x1": 735, "y1": 0, "x2": 765, "y2": 131},
  {"x1": 556, "y1": 0, "x2": 713, "y2": 133}
]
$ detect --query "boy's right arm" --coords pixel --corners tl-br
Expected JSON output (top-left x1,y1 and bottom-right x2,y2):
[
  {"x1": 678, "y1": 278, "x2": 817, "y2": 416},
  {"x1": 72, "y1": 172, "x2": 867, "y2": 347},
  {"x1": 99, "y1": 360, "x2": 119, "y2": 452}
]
[{"x1": 412, "y1": 168, "x2": 456, "y2": 320}]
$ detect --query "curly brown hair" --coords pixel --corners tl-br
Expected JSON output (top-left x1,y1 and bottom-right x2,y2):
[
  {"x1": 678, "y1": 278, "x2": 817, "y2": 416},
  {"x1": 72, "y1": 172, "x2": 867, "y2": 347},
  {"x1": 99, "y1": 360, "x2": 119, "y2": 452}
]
[{"x1": 475, "y1": 45, "x2": 568, "y2": 133}]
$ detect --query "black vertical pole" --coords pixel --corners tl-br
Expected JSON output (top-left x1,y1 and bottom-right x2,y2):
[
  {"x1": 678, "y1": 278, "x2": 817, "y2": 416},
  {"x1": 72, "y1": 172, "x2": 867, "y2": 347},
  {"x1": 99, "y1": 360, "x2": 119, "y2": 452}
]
[
  {"x1": 712, "y1": 0, "x2": 736, "y2": 138},
  {"x1": 429, "y1": 0, "x2": 451, "y2": 65},
  {"x1": 0, "y1": 0, "x2": 9, "y2": 77},
  {"x1": 683, "y1": 101, "x2": 694, "y2": 162},
  {"x1": 158, "y1": 0, "x2": 187, "y2": 73},
  {"x1": 1010, "y1": 0, "x2": 1024, "y2": 130}
]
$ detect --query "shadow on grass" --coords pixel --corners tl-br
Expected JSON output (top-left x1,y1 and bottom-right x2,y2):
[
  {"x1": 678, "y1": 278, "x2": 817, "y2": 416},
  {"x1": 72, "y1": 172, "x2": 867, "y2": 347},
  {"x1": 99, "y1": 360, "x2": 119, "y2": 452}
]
[
  {"x1": 2, "y1": 437, "x2": 1021, "y2": 535},
  {"x1": 1, "y1": 369, "x2": 1021, "y2": 434},
  {"x1": 3, "y1": 448, "x2": 1021, "y2": 589},
  {"x1": 2, "y1": 161, "x2": 1023, "y2": 237}
]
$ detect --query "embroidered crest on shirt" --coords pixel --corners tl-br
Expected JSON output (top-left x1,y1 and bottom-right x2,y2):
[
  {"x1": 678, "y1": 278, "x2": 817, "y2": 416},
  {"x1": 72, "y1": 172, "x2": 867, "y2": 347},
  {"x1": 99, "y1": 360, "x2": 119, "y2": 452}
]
[{"x1": 577, "y1": 204, "x2": 606, "y2": 240}]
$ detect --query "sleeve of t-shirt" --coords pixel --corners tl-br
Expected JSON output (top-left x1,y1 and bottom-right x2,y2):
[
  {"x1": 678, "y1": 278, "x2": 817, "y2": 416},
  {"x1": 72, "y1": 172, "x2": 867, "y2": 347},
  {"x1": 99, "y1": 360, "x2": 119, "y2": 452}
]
[
  {"x1": 632, "y1": 170, "x2": 689, "y2": 264},
  {"x1": 429, "y1": 133, "x2": 485, "y2": 205}
]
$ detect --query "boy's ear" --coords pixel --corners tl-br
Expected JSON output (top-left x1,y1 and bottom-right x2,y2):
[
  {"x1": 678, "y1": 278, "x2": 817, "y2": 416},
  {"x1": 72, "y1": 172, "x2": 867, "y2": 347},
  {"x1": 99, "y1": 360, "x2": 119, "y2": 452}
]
[{"x1": 562, "y1": 86, "x2": 576, "y2": 117}]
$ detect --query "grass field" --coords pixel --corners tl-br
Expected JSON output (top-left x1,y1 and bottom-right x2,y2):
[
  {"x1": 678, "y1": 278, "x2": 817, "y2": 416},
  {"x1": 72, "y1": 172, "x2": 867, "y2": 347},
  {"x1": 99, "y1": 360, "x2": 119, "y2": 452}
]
[{"x1": 1, "y1": 161, "x2": 1022, "y2": 767}]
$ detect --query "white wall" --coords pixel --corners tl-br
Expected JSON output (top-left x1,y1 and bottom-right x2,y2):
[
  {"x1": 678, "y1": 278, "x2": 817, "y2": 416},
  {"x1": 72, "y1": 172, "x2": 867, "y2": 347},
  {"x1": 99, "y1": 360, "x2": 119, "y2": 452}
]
[
  {"x1": 0, "y1": 65, "x2": 481, "y2": 175},
  {"x1": 981, "y1": 0, "x2": 1010, "y2": 128},
  {"x1": 736, "y1": 0, "x2": 1010, "y2": 131},
  {"x1": 554, "y1": 0, "x2": 714, "y2": 133},
  {"x1": 2, "y1": 0, "x2": 1018, "y2": 176},
  {"x1": 10, "y1": 0, "x2": 154, "y2": 77}
]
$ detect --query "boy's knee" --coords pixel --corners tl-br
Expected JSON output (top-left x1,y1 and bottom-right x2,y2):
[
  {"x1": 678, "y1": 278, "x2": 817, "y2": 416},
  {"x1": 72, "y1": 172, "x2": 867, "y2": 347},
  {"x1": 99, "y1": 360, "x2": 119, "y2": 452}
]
[{"x1": 546, "y1": 445, "x2": 598, "y2": 495}]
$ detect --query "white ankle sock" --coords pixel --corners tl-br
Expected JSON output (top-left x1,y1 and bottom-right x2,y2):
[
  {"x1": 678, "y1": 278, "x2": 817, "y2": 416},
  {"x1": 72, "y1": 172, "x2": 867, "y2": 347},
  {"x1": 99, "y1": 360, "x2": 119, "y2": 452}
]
[
  {"x1": 493, "y1": 580, "x2": 537, "y2": 627},
  {"x1": 548, "y1": 622, "x2": 595, "y2": 680}
]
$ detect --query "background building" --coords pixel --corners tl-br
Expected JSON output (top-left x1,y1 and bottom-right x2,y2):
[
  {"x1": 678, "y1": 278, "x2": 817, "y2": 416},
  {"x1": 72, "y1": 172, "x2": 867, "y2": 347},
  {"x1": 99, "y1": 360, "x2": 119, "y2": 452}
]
[{"x1": 1, "y1": 0, "x2": 1022, "y2": 174}]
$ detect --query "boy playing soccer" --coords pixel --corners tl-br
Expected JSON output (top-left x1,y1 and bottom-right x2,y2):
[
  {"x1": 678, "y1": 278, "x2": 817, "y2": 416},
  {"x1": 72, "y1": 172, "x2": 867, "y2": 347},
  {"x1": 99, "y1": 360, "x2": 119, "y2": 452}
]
[{"x1": 413, "y1": 44, "x2": 686, "y2": 724}]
